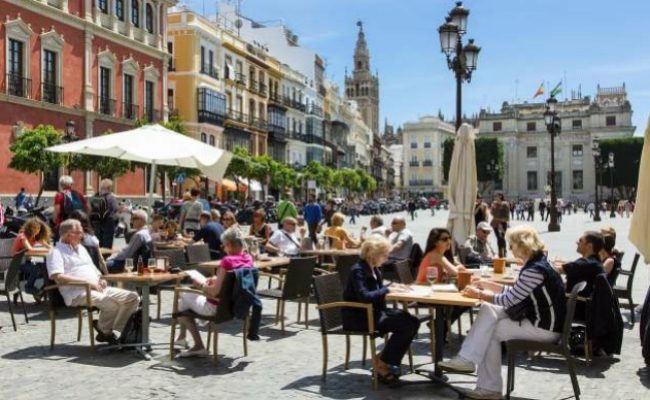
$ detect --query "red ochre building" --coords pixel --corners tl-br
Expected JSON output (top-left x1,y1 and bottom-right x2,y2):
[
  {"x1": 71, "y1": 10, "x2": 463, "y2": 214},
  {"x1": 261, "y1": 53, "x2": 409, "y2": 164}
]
[{"x1": 0, "y1": 0, "x2": 174, "y2": 199}]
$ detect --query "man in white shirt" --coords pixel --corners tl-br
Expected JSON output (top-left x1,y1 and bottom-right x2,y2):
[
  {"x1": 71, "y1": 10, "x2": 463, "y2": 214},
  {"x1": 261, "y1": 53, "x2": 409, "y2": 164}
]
[
  {"x1": 266, "y1": 217, "x2": 306, "y2": 256},
  {"x1": 47, "y1": 219, "x2": 139, "y2": 344},
  {"x1": 107, "y1": 209, "x2": 152, "y2": 273},
  {"x1": 387, "y1": 217, "x2": 413, "y2": 261}
]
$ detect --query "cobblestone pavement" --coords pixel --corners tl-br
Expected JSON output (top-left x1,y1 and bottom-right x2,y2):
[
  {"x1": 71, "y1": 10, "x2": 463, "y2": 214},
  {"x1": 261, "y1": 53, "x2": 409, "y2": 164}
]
[{"x1": 1, "y1": 211, "x2": 649, "y2": 399}]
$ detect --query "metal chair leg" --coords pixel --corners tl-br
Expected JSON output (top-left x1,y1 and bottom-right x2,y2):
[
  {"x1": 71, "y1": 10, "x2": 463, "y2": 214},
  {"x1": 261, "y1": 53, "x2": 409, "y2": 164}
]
[
  {"x1": 370, "y1": 337, "x2": 378, "y2": 390},
  {"x1": 242, "y1": 317, "x2": 249, "y2": 356},
  {"x1": 6, "y1": 293, "x2": 17, "y2": 331},
  {"x1": 344, "y1": 335, "x2": 351, "y2": 369},
  {"x1": 629, "y1": 296, "x2": 635, "y2": 324},
  {"x1": 321, "y1": 334, "x2": 328, "y2": 380},
  {"x1": 157, "y1": 291, "x2": 162, "y2": 320},
  {"x1": 362, "y1": 335, "x2": 367, "y2": 366},
  {"x1": 280, "y1": 300, "x2": 286, "y2": 332},
  {"x1": 87, "y1": 309, "x2": 95, "y2": 350},
  {"x1": 49, "y1": 310, "x2": 56, "y2": 350},
  {"x1": 212, "y1": 324, "x2": 219, "y2": 363},
  {"x1": 207, "y1": 323, "x2": 212, "y2": 350},
  {"x1": 296, "y1": 299, "x2": 302, "y2": 323},
  {"x1": 566, "y1": 355, "x2": 581, "y2": 398},
  {"x1": 304, "y1": 297, "x2": 309, "y2": 329},
  {"x1": 169, "y1": 317, "x2": 177, "y2": 361},
  {"x1": 19, "y1": 291, "x2": 28, "y2": 323},
  {"x1": 77, "y1": 310, "x2": 83, "y2": 341}
]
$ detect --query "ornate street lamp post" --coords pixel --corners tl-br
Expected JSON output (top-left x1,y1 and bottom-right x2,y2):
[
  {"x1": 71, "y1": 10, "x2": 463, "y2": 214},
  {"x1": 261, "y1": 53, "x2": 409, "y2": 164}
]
[
  {"x1": 608, "y1": 152, "x2": 616, "y2": 218},
  {"x1": 486, "y1": 159, "x2": 500, "y2": 195},
  {"x1": 438, "y1": 2, "x2": 481, "y2": 132},
  {"x1": 544, "y1": 96, "x2": 561, "y2": 232},
  {"x1": 591, "y1": 138, "x2": 601, "y2": 222}
]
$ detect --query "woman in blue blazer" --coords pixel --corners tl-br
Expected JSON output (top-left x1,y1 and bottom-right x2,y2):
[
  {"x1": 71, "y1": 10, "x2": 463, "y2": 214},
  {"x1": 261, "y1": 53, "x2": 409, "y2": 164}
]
[{"x1": 342, "y1": 236, "x2": 420, "y2": 386}]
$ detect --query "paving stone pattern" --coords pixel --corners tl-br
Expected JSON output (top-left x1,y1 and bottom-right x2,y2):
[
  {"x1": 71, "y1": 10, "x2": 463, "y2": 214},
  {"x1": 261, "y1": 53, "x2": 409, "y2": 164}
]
[{"x1": 1, "y1": 211, "x2": 649, "y2": 399}]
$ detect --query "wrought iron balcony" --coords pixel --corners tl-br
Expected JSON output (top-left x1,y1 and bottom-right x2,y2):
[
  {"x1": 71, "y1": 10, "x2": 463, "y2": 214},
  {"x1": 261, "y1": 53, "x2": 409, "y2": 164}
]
[
  {"x1": 98, "y1": 96, "x2": 116, "y2": 116},
  {"x1": 201, "y1": 64, "x2": 218, "y2": 79},
  {"x1": 268, "y1": 124, "x2": 286, "y2": 141},
  {"x1": 122, "y1": 102, "x2": 139, "y2": 120},
  {"x1": 198, "y1": 109, "x2": 225, "y2": 126},
  {"x1": 309, "y1": 104, "x2": 323, "y2": 117},
  {"x1": 41, "y1": 81, "x2": 63, "y2": 105},
  {"x1": 5, "y1": 73, "x2": 31, "y2": 98},
  {"x1": 259, "y1": 83, "x2": 267, "y2": 97},
  {"x1": 249, "y1": 79, "x2": 258, "y2": 92},
  {"x1": 234, "y1": 72, "x2": 247, "y2": 86},
  {"x1": 145, "y1": 107, "x2": 160, "y2": 123},
  {"x1": 422, "y1": 160, "x2": 433, "y2": 167},
  {"x1": 409, "y1": 161, "x2": 420, "y2": 167}
]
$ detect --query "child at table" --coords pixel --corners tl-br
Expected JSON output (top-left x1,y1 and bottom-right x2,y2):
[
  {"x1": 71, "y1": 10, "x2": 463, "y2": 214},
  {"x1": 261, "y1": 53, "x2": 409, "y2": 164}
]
[
  {"x1": 174, "y1": 229, "x2": 254, "y2": 358},
  {"x1": 12, "y1": 218, "x2": 51, "y2": 297}
]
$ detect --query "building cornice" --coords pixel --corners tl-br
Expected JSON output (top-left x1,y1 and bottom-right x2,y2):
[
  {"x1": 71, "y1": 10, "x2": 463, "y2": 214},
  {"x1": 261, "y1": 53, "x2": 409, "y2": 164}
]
[{"x1": 6, "y1": 0, "x2": 168, "y2": 59}]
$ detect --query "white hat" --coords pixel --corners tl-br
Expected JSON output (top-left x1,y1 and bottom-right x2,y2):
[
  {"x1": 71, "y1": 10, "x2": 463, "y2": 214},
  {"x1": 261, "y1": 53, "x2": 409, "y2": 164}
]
[{"x1": 477, "y1": 222, "x2": 492, "y2": 232}]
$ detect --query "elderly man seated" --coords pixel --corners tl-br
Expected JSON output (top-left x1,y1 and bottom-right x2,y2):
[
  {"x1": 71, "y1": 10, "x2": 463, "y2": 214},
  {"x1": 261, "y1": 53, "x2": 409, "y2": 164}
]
[
  {"x1": 387, "y1": 216, "x2": 413, "y2": 262},
  {"x1": 47, "y1": 219, "x2": 139, "y2": 344},
  {"x1": 107, "y1": 209, "x2": 152, "y2": 273},
  {"x1": 265, "y1": 217, "x2": 306, "y2": 257},
  {"x1": 462, "y1": 221, "x2": 497, "y2": 266},
  {"x1": 361, "y1": 215, "x2": 388, "y2": 239}
]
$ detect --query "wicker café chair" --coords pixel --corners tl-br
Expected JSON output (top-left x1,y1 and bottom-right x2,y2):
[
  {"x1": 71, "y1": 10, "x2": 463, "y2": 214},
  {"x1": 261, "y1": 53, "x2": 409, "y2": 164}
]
[{"x1": 0, "y1": 253, "x2": 29, "y2": 331}]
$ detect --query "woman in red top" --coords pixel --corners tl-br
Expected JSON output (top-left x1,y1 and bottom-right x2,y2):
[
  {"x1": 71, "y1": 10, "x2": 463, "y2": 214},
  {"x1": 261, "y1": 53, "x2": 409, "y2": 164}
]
[
  {"x1": 13, "y1": 218, "x2": 52, "y2": 296},
  {"x1": 174, "y1": 229, "x2": 253, "y2": 358},
  {"x1": 11, "y1": 218, "x2": 51, "y2": 255},
  {"x1": 416, "y1": 228, "x2": 466, "y2": 284}
]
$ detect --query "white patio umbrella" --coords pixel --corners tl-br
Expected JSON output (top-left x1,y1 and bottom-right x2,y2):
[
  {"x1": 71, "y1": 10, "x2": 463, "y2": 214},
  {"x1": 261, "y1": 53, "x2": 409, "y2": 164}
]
[
  {"x1": 629, "y1": 115, "x2": 650, "y2": 263},
  {"x1": 46, "y1": 124, "x2": 233, "y2": 205},
  {"x1": 446, "y1": 123, "x2": 478, "y2": 248}
]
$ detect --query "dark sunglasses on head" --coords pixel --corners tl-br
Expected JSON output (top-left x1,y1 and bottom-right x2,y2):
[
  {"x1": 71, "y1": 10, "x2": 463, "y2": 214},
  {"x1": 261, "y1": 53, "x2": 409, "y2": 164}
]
[{"x1": 439, "y1": 236, "x2": 451, "y2": 242}]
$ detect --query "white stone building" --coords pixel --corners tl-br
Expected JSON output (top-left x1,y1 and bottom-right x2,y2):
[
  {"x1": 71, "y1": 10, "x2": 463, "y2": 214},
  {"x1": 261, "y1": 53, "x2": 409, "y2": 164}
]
[
  {"x1": 402, "y1": 116, "x2": 456, "y2": 195},
  {"x1": 477, "y1": 85, "x2": 635, "y2": 201}
]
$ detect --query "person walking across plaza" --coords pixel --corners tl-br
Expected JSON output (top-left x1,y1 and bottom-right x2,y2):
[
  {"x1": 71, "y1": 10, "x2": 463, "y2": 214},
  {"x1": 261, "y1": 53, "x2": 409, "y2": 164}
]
[
  {"x1": 438, "y1": 225, "x2": 566, "y2": 399},
  {"x1": 490, "y1": 193, "x2": 510, "y2": 258},
  {"x1": 348, "y1": 201, "x2": 358, "y2": 224},
  {"x1": 303, "y1": 194, "x2": 323, "y2": 243},
  {"x1": 474, "y1": 195, "x2": 489, "y2": 228},
  {"x1": 15, "y1": 187, "x2": 27, "y2": 209},
  {"x1": 90, "y1": 178, "x2": 120, "y2": 249},
  {"x1": 53, "y1": 175, "x2": 89, "y2": 239},
  {"x1": 407, "y1": 199, "x2": 417, "y2": 221},
  {"x1": 179, "y1": 188, "x2": 203, "y2": 235},
  {"x1": 47, "y1": 219, "x2": 140, "y2": 344}
]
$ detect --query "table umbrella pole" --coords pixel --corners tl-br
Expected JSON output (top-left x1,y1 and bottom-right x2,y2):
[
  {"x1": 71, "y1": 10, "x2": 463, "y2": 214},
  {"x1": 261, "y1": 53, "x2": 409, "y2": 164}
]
[{"x1": 148, "y1": 161, "x2": 157, "y2": 208}]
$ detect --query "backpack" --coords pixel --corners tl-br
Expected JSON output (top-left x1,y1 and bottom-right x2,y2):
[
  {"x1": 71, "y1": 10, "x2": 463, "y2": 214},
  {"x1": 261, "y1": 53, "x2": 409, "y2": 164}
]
[
  {"x1": 62, "y1": 190, "x2": 84, "y2": 219},
  {"x1": 119, "y1": 308, "x2": 142, "y2": 345},
  {"x1": 90, "y1": 193, "x2": 110, "y2": 222}
]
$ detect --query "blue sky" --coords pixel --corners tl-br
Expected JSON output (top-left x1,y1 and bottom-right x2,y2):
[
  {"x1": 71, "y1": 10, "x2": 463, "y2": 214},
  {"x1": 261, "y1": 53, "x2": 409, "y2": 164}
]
[{"x1": 184, "y1": 0, "x2": 650, "y2": 135}]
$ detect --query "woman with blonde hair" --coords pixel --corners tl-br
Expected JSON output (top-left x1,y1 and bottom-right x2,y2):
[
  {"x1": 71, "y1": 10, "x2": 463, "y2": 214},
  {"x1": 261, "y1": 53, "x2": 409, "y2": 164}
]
[
  {"x1": 323, "y1": 212, "x2": 360, "y2": 249},
  {"x1": 342, "y1": 236, "x2": 420, "y2": 387},
  {"x1": 438, "y1": 225, "x2": 566, "y2": 399},
  {"x1": 12, "y1": 218, "x2": 51, "y2": 296}
]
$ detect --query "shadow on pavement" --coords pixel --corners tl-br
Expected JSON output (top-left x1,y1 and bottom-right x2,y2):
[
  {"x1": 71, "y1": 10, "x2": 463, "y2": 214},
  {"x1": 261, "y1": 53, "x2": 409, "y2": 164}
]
[
  {"x1": 150, "y1": 355, "x2": 251, "y2": 377},
  {"x1": 512, "y1": 353, "x2": 617, "y2": 379},
  {"x1": 1, "y1": 344, "x2": 143, "y2": 368}
]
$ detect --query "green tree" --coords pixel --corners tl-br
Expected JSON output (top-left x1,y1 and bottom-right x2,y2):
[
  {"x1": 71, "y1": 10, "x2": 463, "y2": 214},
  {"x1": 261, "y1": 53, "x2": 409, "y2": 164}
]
[
  {"x1": 9, "y1": 124, "x2": 64, "y2": 206},
  {"x1": 597, "y1": 137, "x2": 643, "y2": 199},
  {"x1": 356, "y1": 169, "x2": 377, "y2": 197},
  {"x1": 225, "y1": 146, "x2": 254, "y2": 201},
  {"x1": 442, "y1": 136, "x2": 504, "y2": 194}
]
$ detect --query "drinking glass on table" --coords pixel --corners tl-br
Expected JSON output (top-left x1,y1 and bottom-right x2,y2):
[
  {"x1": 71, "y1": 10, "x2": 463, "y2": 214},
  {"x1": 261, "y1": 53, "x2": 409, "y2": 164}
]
[
  {"x1": 147, "y1": 259, "x2": 156, "y2": 274},
  {"x1": 426, "y1": 267, "x2": 438, "y2": 291},
  {"x1": 124, "y1": 258, "x2": 134, "y2": 274},
  {"x1": 480, "y1": 264, "x2": 490, "y2": 277}
]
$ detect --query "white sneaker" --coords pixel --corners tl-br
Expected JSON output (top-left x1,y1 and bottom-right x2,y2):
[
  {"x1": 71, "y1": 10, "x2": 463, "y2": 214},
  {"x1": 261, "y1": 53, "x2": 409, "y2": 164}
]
[
  {"x1": 174, "y1": 339, "x2": 189, "y2": 349},
  {"x1": 459, "y1": 387, "x2": 503, "y2": 400},
  {"x1": 176, "y1": 348, "x2": 209, "y2": 358},
  {"x1": 438, "y1": 356, "x2": 475, "y2": 374}
]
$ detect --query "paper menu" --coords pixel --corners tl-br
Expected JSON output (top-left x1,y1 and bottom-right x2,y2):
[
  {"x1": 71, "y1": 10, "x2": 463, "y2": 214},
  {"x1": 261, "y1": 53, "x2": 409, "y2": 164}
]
[
  {"x1": 184, "y1": 269, "x2": 207, "y2": 285},
  {"x1": 407, "y1": 284, "x2": 458, "y2": 296}
]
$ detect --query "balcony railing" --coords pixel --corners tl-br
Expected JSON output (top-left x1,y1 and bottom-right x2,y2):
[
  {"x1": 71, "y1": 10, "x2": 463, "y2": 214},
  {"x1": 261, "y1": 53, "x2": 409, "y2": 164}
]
[
  {"x1": 122, "y1": 102, "x2": 139, "y2": 120},
  {"x1": 98, "y1": 96, "x2": 116, "y2": 116},
  {"x1": 259, "y1": 83, "x2": 267, "y2": 97},
  {"x1": 268, "y1": 124, "x2": 286, "y2": 140},
  {"x1": 234, "y1": 72, "x2": 247, "y2": 86},
  {"x1": 249, "y1": 79, "x2": 258, "y2": 92},
  {"x1": 201, "y1": 64, "x2": 218, "y2": 79},
  {"x1": 248, "y1": 115, "x2": 267, "y2": 131},
  {"x1": 409, "y1": 161, "x2": 419, "y2": 167},
  {"x1": 304, "y1": 134, "x2": 324, "y2": 145},
  {"x1": 145, "y1": 107, "x2": 160, "y2": 123},
  {"x1": 41, "y1": 81, "x2": 64, "y2": 105},
  {"x1": 309, "y1": 104, "x2": 323, "y2": 117},
  {"x1": 5, "y1": 73, "x2": 31, "y2": 98},
  {"x1": 422, "y1": 160, "x2": 433, "y2": 167},
  {"x1": 291, "y1": 130, "x2": 306, "y2": 141},
  {"x1": 269, "y1": 93, "x2": 283, "y2": 104},
  {"x1": 198, "y1": 109, "x2": 226, "y2": 126},
  {"x1": 292, "y1": 100, "x2": 306, "y2": 112}
]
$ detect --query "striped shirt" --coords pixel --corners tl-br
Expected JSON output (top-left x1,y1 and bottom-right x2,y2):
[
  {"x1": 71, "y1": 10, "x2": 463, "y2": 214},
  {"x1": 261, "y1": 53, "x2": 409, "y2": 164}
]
[{"x1": 493, "y1": 268, "x2": 545, "y2": 308}]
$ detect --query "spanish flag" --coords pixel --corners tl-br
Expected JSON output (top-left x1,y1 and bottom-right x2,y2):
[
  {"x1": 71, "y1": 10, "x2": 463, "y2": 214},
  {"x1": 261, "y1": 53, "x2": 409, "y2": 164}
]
[{"x1": 533, "y1": 81, "x2": 545, "y2": 98}]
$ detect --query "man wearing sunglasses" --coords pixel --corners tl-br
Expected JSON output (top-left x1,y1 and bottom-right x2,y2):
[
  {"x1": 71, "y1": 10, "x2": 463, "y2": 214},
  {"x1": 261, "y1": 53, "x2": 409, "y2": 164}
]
[
  {"x1": 462, "y1": 221, "x2": 497, "y2": 265},
  {"x1": 106, "y1": 209, "x2": 152, "y2": 273}
]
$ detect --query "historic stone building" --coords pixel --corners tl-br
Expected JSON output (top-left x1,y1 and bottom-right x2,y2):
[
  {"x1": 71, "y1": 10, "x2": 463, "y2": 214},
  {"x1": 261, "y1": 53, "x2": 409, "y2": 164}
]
[
  {"x1": 402, "y1": 116, "x2": 455, "y2": 195},
  {"x1": 344, "y1": 21, "x2": 379, "y2": 136},
  {"x1": 477, "y1": 84, "x2": 635, "y2": 201}
]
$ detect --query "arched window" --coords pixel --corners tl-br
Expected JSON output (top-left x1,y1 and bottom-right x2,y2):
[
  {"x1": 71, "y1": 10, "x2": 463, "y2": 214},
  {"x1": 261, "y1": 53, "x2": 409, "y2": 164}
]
[
  {"x1": 132, "y1": 0, "x2": 140, "y2": 28},
  {"x1": 200, "y1": 132, "x2": 207, "y2": 143},
  {"x1": 145, "y1": 3, "x2": 154, "y2": 33},
  {"x1": 209, "y1": 135, "x2": 215, "y2": 146}
]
